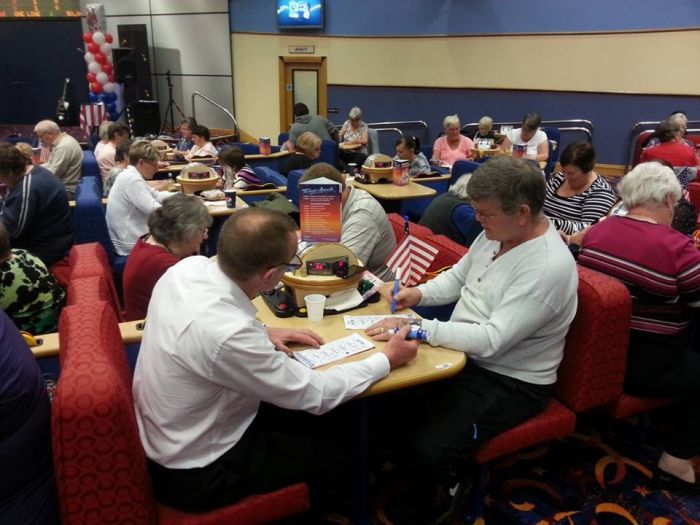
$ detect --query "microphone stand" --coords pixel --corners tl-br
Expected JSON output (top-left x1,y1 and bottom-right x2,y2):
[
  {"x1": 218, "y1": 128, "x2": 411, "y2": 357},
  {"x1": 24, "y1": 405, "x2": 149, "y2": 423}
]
[{"x1": 159, "y1": 70, "x2": 186, "y2": 135}]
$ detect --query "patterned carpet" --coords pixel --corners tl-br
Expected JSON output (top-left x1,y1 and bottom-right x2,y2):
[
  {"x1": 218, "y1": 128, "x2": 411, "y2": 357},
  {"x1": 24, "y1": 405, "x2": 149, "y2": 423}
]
[{"x1": 373, "y1": 418, "x2": 700, "y2": 525}]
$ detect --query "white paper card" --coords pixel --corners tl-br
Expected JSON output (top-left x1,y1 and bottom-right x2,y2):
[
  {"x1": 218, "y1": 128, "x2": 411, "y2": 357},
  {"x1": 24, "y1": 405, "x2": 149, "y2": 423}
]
[
  {"x1": 325, "y1": 289, "x2": 364, "y2": 311},
  {"x1": 343, "y1": 314, "x2": 415, "y2": 330},
  {"x1": 294, "y1": 334, "x2": 375, "y2": 369}
]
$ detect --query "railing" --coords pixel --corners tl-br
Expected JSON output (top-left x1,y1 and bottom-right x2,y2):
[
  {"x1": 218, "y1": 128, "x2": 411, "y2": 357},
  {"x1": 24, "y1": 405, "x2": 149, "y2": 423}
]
[
  {"x1": 625, "y1": 120, "x2": 700, "y2": 172},
  {"x1": 191, "y1": 92, "x2": 239, "y2": 136},
  {"x1": 367, "y1": 120, "x2": 429, "y2": 144},
  {"x1": 462, "y1": 119, "x2": 594, "y2": 143}
]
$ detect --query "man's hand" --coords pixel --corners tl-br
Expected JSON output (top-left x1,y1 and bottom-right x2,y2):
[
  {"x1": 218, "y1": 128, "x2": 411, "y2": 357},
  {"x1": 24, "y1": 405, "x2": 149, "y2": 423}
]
[
  {"x1": 381, "y1": 325, "x2": 419, "y2": 369},
  {"x1": 380, "y1": 283, "x2": 422, "y2": 311},
  {"x1": 267, "y1": 327, "x2": 324, "y2": 356},
  {"x1": 366, "y1": 316, "x2": 417, "y2": 341}
]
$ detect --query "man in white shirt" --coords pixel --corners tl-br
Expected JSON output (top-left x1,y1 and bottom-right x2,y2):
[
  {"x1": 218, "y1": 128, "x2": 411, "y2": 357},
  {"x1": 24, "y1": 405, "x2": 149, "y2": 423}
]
[
  {"x1": 133, "y1": 207, "x2": 418, "y2": 513},
  {"x1": 367, "y1": 156, "x2": 577, "y2": 522},
  {"x1": 34, "y1": 119, "x2": 83, "y2": 199}
]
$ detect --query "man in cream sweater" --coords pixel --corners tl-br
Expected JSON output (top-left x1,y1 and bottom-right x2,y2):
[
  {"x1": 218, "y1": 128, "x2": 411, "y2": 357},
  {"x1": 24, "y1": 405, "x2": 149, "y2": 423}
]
[{"x1": 368, "y1": 156, "x2": 578, "y2": 522}]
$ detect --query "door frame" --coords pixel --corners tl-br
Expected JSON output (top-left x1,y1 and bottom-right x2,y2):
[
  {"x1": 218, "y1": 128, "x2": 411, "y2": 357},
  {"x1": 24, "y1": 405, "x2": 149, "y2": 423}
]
[{"x1": 278, "y1": 56, "x2": 328, "y2": 133}]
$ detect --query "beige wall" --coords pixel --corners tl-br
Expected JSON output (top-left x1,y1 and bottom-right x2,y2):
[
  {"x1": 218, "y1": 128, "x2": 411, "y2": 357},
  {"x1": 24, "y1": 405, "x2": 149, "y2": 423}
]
[{"x1": 232, "y1": 30, "x2": 700, "y2": 139}]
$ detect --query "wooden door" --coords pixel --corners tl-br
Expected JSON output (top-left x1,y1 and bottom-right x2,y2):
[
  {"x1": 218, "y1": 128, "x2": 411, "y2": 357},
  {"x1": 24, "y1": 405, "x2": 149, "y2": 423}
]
[{"x1": 279, "y1": 56, "x2": 328, "y2": 133}]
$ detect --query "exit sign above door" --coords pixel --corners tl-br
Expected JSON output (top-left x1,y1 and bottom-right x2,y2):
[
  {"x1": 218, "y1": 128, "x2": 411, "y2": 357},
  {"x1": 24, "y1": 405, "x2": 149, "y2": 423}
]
[{"x1": 288, "y1": 45, "x2": 315, "y2": 54}]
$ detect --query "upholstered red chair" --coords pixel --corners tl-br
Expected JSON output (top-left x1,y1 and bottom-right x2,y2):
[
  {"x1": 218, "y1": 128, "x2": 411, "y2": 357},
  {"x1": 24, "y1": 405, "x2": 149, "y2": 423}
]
[
  {"x1": 52, "y1": 302, "x2": 310, "y2": 525},
  {"x1": 423, "y1": 234, "x2": 468, "y2": 273},
  {"x1": 66, "y1": 275, "x2": 114, "y2": 311},
  {"x1": 466, "y1": 266, "x2": 632, "y2": 522},
  {"x1": 387, "y1": 213, "x2": 434, "y2": 243},
  {"x1": 688, "y1": 182, "x2": 700, "y2": 228},
  {"x1": 67, "y1": 242, "x2": 123, "y2": 321}
]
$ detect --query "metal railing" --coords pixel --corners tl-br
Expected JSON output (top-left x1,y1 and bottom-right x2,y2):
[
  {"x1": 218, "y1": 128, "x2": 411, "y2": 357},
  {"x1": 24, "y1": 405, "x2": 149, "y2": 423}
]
[
  {"x1": 626, "y1": 120, "x2": 700, "y2": 172},
  {"x1": 463, "y1": 119, "x2": 594, "y2": 143},
  {"x1": 191, "y1": 91, "x2": 239, "y2": 136},
  {"x1": 367, "y1": 120, "x2": 428, "y2": 144}
]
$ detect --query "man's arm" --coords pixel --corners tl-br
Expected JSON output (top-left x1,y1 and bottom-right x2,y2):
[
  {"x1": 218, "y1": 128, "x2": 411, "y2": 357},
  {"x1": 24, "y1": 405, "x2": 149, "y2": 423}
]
[
  {"x1": 325, "y1": 118, "x2": 339, "y2": 142},
  {"x1": 42, "y1": 145, "x2": 69, "y2": 178},
  {"x1": 340, "y1": 209, "x2": 381, "y2": 270},
  {"x1": 0, "y1": 180, "x2": 36, "y2": 239}
]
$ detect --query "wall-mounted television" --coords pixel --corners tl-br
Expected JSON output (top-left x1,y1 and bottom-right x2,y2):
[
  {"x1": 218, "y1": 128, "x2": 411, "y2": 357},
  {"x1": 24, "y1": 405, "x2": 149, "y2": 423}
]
[{"x1": 277, "y1": 0, "x2": 324, "y2": 30}]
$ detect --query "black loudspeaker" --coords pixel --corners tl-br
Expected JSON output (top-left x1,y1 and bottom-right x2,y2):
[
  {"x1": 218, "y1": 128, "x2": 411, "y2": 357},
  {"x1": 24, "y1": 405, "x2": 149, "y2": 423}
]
[
  {"x1": 113, "y1": 47, "x2": 137, "y2": 84},
  {"x1": 128, "y1": 101, "x2": 161, "y2": 137}
]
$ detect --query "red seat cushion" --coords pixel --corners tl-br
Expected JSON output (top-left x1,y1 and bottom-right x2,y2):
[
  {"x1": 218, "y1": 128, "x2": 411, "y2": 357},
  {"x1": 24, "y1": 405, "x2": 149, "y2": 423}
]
[
  {"x1": 423, "y1": 234, "x2": 468, "y2": 273},
  {"x1": 474, "y1": 399, "x2": 575, "y2": 464},
  {"x1": 606, "y1": 394, "x2": 675, "y2": 420},
  {"x1": 49, "y1": 256, "x2": 71, "y2": 288},
  {"x1": 68, "y1": 243, "x2": 123, "y2": 321},
  {"x1": 387, "y1": 213, "x2": 433, "y2": 243},
  {"x1": 157, "y1": 483, "x2": 310, "y2": 525}
]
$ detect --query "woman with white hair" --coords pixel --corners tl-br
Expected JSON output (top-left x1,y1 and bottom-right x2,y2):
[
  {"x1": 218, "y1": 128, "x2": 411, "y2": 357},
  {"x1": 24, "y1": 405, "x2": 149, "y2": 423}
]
[
  {"x1": 578, "y1": 161, "x2": 700, "y2": 494},
  {"x1": 338, "y1": 106, "x2": 368, "y2": 166},
  {"x1": 431, "y1": 114, "x2": 474, "y2": 167},
  {"x1": 473, "y1": 116, "x2": 496, "y2": 144},
  {"x1": 418, "y1": 174, "x2": 483, "y2": 246}
]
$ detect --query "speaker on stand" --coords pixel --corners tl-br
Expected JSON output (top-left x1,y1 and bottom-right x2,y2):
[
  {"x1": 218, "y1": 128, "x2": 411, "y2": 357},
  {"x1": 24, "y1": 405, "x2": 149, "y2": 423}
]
[{"x1": 127, "y1": 101, "x2": 161, "y2": 137}]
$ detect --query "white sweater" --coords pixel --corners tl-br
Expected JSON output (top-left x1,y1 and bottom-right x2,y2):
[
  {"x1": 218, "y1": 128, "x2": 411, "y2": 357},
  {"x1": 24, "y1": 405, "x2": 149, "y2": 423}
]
[
  {"x1": 106, "y1": 165, "x2": 173, "y2": 255},
  {"x1": 418, "y1": 221, "x2": 578, "y2": 385}
]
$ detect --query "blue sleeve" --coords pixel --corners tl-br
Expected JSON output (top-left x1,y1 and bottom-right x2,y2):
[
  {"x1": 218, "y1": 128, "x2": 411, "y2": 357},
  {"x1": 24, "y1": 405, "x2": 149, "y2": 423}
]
[{"x1": 1, "y1": 182, "x2": 37, "y2": 239}]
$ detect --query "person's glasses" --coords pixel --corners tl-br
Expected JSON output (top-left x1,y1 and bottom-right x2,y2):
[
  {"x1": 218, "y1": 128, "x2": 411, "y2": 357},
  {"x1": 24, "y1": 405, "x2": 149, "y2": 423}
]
[
  {"x1": 275, "y1": 253, "x2": 303, "y2": 272},
  {"x1": 142, "y1": 159, "x2": 158, "y2": 169}
]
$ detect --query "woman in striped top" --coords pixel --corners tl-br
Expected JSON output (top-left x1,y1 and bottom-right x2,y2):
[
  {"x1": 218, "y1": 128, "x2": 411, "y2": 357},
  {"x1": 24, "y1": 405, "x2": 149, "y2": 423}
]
[
  {"x1": 543, "y1": 142, "x2": 616, "y2": 234},
  {"x1": 578, "y1": 162, "x2": 700, "y2": 494}
]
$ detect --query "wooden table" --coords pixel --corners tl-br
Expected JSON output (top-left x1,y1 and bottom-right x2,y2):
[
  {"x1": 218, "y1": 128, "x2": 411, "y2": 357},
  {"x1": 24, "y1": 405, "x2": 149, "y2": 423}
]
[
  {"x1": 201, "y1": 195, "x2": 248, "y2": 217},
  {"x1": 245, "y1": 150, "x2": 291, "y2": 162},
  {"x1": 339, "y1": 142, "x2": 363, "y2": 151},
  {"x1": 253, "y1": 297, "x2": 465, "y2": 396},
  {"x1": 411, "y1": 173, "x2": 450, "y2": 183},
  {"x1": 349, "y1": 179, "x2": 437, "y2": 201},
  {"x1": 472, "y1": 148, "x2": 500, "y2": 160}
]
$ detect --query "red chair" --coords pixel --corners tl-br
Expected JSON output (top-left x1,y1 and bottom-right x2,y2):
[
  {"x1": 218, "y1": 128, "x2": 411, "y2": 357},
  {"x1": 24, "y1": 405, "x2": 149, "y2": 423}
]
[
  {"x1": 688, "y1": 182, "x2": 700, "y2": 229},
  {"x1": 466, "y1": 267, "x2": 632, "y2": 522},
  {"x1": 387, "y1": 213, "x2": 434, "y2": 243},
  {"x1": 52, "y1": 302, "x2": 310, "y2": 525},
  {"x1": 67, "y1": 242, "x2": 123, "y2": 321},
  {"x1": 423, "y1": 234, "x2": 468, "y2": 273},
  {"x1": 632, "y1": 131, "x2": 654, "y2": 167}
]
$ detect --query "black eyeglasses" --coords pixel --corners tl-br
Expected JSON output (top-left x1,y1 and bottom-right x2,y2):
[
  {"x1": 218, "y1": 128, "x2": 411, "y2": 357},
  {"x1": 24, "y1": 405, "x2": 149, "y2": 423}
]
[{"x1": 277, "y1": 253, "x2": 303, "y2": 272}]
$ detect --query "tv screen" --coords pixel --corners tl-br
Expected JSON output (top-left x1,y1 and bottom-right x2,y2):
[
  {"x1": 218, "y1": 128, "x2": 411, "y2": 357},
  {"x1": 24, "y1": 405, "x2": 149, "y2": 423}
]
[{"x1": 277, "y1": 0, "x2": 324, "y2": 29}]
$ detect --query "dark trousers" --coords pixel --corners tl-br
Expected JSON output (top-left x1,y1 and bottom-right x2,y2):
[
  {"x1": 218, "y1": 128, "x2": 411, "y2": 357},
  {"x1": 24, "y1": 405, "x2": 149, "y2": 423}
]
[
  {"x1": 624, "y1": 331, "x2": 700, "y2": 459},
  {"x1": 371, "y1": 361, "x2": 551, "y2": 487},
  {"x1": 148, "y1": 403, "x2": 356, "y2": 513}
]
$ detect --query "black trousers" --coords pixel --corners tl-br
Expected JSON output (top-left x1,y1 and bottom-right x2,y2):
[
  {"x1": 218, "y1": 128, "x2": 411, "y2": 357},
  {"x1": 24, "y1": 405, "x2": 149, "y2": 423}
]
[
  {"x1": 371, "y1": 361, "x2": 551, "y2": 487},
  {"x1": 624, "y1": 330, "x2": 700, "y2": 459},
  {"x1": 148, "y1": 403, "x2": 357, "y2": 513}
]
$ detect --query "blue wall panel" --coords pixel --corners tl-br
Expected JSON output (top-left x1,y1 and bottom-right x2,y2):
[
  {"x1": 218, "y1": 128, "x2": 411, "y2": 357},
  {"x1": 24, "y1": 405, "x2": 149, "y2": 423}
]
[
  {"x1": 327, "y1": 85, "x2": 700, "y2": 165},
  {"x1": 231, "y1": 0, "x2": 700, "y2": 35}
]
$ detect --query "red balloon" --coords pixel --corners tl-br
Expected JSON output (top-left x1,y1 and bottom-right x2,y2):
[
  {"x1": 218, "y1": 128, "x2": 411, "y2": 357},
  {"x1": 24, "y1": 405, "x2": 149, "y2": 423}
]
[
  {"x1": 82, "y1": 32, "x2": 93, "y2": 43},
  {"x1": 104, "y1": 33, "x2": 113, "y2": 44},
  {"x1": 108, "y1": 73, "x2": 115, "y2": 83},
  {"x1": 94, "y1": 53, "x2": 107, "y2": 65},
  {"x1": 87, "y1": 42, "x2": 100, "y2": 54},
  {"x1": 86, "y1": 73, "x2": 97, "y2": 83},
  {"x1": 102, "y1": 63, "x2": 113, "y2": 75},
  {"x1": 90, "y1": 82, "x2": 103, "y2": 94}
]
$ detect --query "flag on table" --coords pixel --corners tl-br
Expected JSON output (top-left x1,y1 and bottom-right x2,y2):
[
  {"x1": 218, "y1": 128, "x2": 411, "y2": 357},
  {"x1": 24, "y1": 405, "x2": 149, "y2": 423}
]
[
  {"x1": 79, "y1": 103, "x2": 107, "y2": 134},
  {"x1": 386, "y1": 234, "x2": 438, "y2": 286}
]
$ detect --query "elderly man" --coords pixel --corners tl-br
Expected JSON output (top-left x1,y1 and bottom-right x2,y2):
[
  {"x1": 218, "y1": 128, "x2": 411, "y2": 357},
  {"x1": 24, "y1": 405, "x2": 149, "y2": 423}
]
[
  {"x1": 299, "y1": 163, "x2": 396, "y2": 281},
  {"x1": 367, "y1": 156, "x2": 578, "y2": 521},
  {"x1": 34, "y1": 120, "x2": 83, "y2": 199},
  {"x1": 287, "y1": 102, "x2": 338, "y2": 148},
  {"x1": 133, "y1": 207, "x2": 418, "y2": 513}
]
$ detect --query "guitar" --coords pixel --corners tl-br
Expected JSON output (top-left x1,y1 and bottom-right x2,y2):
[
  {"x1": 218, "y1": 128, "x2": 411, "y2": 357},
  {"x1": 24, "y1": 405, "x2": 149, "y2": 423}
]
[{"x1": 55, "y1": 78, "x2": 70, "y2": 123}]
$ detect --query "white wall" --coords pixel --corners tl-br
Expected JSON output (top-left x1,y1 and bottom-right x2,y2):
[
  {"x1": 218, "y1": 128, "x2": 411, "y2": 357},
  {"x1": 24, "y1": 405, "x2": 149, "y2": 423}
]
[{"x1": 80, "y1": 0, "x2": 235, "y2": 131}]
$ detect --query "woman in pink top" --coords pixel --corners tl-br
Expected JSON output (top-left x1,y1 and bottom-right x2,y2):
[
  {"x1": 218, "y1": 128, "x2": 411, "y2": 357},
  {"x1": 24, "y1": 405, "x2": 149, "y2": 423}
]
[{"x1": 431, "y1": 114, "x2": 475, "y2": 167}]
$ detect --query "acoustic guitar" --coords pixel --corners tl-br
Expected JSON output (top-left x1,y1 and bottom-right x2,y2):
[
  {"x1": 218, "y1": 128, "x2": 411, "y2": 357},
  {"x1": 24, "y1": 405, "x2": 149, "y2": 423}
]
[{"x1": 55, "y1": 78, "x2": 70, "y2": 123}]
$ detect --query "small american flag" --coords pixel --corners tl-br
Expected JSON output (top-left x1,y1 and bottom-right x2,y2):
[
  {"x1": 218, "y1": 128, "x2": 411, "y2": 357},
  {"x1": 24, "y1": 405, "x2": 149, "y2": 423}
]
[
  {"x1": 386, "y1": 233, "x2": 438, "y2": 286},
  {"x1": 79, "y1": 103, "x2": 107, "y2": 134}
]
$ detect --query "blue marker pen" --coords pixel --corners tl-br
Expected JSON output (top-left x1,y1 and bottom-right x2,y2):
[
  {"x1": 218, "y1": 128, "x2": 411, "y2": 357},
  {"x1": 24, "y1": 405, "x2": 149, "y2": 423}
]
[{"x1": 390, "y1": 268, "x2": 401, "y2": 314}]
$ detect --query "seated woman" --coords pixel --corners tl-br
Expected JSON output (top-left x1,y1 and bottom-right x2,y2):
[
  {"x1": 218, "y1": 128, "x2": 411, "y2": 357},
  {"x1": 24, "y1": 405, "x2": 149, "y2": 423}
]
[
  {"x1": 394, "y1": 136, "x2": 431, "y2": 177},
  {"x1": 186, "y1": 124, "x2": 218, "y2": 160},
  {"x1": 543, "y1": 141, "x2": 616, "y2": 235},
  {"x1": 338, "y1": 106, "x2": 369, "y2": 166},
  {"x1": 123, "y1": 194, "x2": 211, "y2": 321},
  {"x1": 500, "y1": 112, "x2": 549, "y2": 162},
  {"x1": 644, "y1": 111, "x2": 696, "y2": 150},
  {"x1": 431, "y1": 114, "x2": 474, "y2": 167},
  {"x1": 0, "y1": 221, "x2": 65, "y2": 334},
  {"x1": 419, "y1": 174, "x2": 483, "y2": 247},
  {"x1": 103, "y1": 139, "x2": 132, "y2": 197},
  {"x1": 177, "y1": 117, "x2": 197, "y2": 152},
  {"x1": 472, "y1": 115, "x2": 496, "y2": 144},
  {"x1": 0, "y1": 143, "x2": 73, "y2": 266},
  {"x1": 578, "y1": 161, "x2": 700, "y2": 493},
  {"x1": 280, "y1": 131, "x2": 321, "y2": 176},
  {"x1": 219, "y1": 146, "x2": 262, "y2": 189},
  {"x1": 640, "y1": 117, "x2": 697, "y2": 173},
  {"x1": 93, "y1": 119, "x2": 112, "y2": 158},
  {"x1": 106, "y1": 140, "x2": 175, "y2": 256}
]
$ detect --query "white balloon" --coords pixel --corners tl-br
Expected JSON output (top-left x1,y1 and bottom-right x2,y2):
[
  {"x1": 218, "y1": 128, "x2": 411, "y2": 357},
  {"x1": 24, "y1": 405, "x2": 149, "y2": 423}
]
[
  {"x1": 92, "y1": 31, "x2": 106, "y2": 45},
  {"x1": 96, "y1": 72, "x2": 109, "y2": 84},
  {"x1": 88, "y1": 61, "x2": 102, "y2": 74},
  {"x1": 103, "y1": 82, "x2": 115, "y2": 94},
  {"x1": 100, "y1": 43, "x2": 112, "y2": 56},
  {"x1": 84, "y1": 52, "x2": 95, "y2": 63}
]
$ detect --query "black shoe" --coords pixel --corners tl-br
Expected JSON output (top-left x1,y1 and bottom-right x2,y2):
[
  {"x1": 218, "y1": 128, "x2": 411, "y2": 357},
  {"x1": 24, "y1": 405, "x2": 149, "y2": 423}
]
[{"x1": 654, "y1": 468, "x2": 700, "y2": 495}]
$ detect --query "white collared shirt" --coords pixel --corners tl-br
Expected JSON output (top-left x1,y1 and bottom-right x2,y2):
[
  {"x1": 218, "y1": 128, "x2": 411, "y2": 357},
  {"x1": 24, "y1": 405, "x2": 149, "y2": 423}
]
[{"x1": 133, "y1": 256, "x2": 390, "y2": 469}]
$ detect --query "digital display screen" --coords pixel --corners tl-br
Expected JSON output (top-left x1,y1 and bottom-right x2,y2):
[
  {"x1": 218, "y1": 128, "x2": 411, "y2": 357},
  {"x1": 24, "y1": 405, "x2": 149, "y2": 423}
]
[
  {"x1": 277, "y1": 0, "x2": 324, "y2": 29},
  {"x1": 0, "y1": 0, "x2": 81, "y2": 18}
]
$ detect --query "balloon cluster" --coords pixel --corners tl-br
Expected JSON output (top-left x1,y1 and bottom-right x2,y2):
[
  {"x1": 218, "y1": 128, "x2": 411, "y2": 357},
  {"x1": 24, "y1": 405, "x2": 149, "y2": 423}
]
[{"x1": 83, "y1": 31, "x2": 119, "y2": 121}]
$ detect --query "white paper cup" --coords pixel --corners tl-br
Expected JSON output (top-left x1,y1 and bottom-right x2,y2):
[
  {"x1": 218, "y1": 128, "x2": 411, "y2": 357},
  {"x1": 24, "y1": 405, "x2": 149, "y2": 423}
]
[{"x1": 304, "y1": 294, "x2": 326, "y2": 323}]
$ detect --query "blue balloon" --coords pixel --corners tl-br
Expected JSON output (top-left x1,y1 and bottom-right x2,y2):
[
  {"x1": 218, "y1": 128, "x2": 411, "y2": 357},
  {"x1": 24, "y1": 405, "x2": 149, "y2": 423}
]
[
  {"x1": 107, "y1": 93, "x2": 118, "y2": 103},
  {"x1": 88, "y1": 93, "x2": 99, "y2": 103},
  {"x1": 106, "y1": 103, "x2": 117, "y2": 113},
  {"x1": 109, "y1": 111, "x2": 120, "y2": 121}
]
